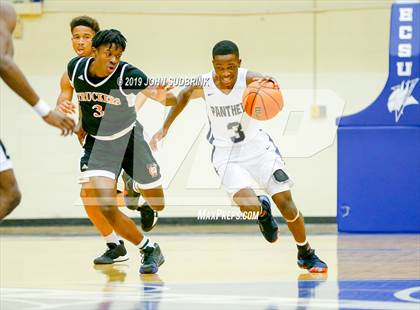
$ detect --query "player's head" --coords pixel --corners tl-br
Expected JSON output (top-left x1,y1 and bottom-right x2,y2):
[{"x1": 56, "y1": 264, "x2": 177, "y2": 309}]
[
  {"x1": 0, "y1": 2, "x2": 17, "y2": 33},
  {"x1": 70, "y1": 16, "x2": 100, "y2": 56},
  {"x1": 212, "y1": 40, "x2": 241, "y2": 89},
  {"x1": 91, "y1": 29, "x2": 126, "y2": 74}
]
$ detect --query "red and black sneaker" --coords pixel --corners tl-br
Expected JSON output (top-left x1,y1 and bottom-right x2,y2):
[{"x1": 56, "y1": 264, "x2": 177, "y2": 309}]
[{"x1": 297, "y1": 249, "x2": 328, "y2": 273}]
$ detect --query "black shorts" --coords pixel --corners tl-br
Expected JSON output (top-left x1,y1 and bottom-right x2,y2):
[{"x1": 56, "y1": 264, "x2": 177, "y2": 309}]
[{"x1": 80, "y1": 122, "x2": 161, "y2": 189}]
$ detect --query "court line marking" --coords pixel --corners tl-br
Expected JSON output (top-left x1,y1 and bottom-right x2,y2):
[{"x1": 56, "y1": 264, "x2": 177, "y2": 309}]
[{"x1": 1, "y1": 287, "x2": 419, "y2": 310}]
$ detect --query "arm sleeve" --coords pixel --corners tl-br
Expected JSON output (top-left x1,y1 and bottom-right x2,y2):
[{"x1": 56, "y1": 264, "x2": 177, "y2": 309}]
[{"x1": 120, "y1": 64, "x2": 149, "y2": 95}]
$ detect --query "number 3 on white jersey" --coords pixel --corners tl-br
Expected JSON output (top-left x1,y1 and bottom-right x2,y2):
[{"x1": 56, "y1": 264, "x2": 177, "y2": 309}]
[{"x1": 227, "y1": 122, "x2": 245, "y2": 143}]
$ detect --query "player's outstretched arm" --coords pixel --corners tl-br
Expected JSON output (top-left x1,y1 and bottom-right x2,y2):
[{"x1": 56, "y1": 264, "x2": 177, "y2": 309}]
[
  {"x1": 120, "y1": 64, "x2": 177, "y2": 106},
  {"x1": 0, "y1": 25, "x2": 40, "y2": 107},
  {"x1": 149, "y1": 84, "x2": 204, "y2": 151},
  {"x1": 0, "y1": 26, "x2": 75, "y2": 135},
  {"x1": 56, "y1": 72, "x2": 76, "y2": 114},
  {"x1": 56, "y1": 71, "x2": 86, "y2": 142},
  {"x1": 141, "y1": 84, "x2": 177, "y2": 106}
]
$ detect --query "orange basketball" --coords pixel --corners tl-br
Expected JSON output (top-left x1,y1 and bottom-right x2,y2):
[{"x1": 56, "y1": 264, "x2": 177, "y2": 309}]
[{"x1": 242, "y1": 80, "x2": 284, "y2": 120}]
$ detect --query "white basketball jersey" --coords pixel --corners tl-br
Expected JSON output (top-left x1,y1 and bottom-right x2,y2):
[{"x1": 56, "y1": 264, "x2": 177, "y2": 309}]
[{"x1": 202, "y1": 68, "x2": 261, "y2": 147}]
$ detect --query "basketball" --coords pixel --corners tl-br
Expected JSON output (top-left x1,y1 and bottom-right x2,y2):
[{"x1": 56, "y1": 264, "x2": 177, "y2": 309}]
[{"x1": 242, "y1": 80, "x2": 284, "y2": 120}]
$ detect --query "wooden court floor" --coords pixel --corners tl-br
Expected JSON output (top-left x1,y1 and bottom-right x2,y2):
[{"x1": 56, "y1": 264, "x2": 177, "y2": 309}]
[{"x1": 0, "y1": 227, "x2": 419, "y2": 309}]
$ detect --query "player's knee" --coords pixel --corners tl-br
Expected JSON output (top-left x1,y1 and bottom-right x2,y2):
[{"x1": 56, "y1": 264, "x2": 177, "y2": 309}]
[
  {"x1": 11, "y1": 189, "x2": 22, "y2": 209},
  {"x1": 100, "y1": 205, "x2": 117, "y2": 221},
  {"x1": 95, "y1": 195, "x2": 116, "y2": 209},
  {"x1": 1, "y1": 188, "x2": 21, "y2": 218},
  {"x1": 273, "y1": 191, "x2": 294, "y2": 213}
]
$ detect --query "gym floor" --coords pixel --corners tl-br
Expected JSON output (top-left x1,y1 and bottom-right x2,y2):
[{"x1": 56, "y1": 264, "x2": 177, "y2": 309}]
[{"x1": 0, "y1": 225, "x2": 419, "y2": 310}]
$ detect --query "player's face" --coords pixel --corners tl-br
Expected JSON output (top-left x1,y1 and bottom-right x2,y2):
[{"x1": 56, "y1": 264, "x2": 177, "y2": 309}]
[
  {"x1": 93, "y1": 44, "x2": 123, "y2": 75},
  {"x1": 71, "y1": 25, "x2": 95, "y2": 56},
  {"x1": 212, "y1": 54, "x2": 241, "y2": 89}
]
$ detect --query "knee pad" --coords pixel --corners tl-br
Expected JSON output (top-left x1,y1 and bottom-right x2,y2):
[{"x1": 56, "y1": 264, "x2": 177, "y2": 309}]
[{"x1": 273, "y1": 169, "x2": 289, "y2": 183}]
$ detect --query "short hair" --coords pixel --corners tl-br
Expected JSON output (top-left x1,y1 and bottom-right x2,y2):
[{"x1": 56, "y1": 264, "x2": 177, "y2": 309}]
[
  {"x1": 70, "y1": 16, "x2": 100, "y2": 33},
  {"x1": 212, "y1": 40, "x2": 239, "y2": 59},
  {"x1": 92, "y1": 29, "x2": 127, "y2": 51}
]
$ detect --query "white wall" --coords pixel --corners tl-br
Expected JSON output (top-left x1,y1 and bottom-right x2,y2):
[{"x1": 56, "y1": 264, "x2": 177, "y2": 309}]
[{"x1": 0, "y1": 1, "x2": 391, "y2": 218}]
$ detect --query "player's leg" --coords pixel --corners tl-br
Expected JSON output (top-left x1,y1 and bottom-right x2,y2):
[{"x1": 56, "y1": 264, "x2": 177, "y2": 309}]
[
  {"x1": 214, "y1": 149, "x2": 279, "y2": 243},
  {"x1": 138, "y1": 186, "x2": 165, "y2": 211},
  {"x1": 81, "y1": 134, "x2": 141, "y2": 243},
  {"x1": 80, "y1": 135, "x2": 127, "y2": 264},
  {"x1": 272, "y1": 189, "x2": 327, "y2": 273},
  {"x1": 125, "y1": 123, "x2": 164, "y2": 231},
  {"x1": 135, "y1": 186, "x2": 164, "y2": 232},
  {"x1": 0, "y1": 170, "x2": 21, "y2": 220},
  {"x1": 80, "y1": 181, "x2": 129, "y2": 264},
  {"x1": 90, "y1": 175, "x2": 164, "y2": 274},
  {"x1": 271, "y1": 189, "x2": 305, "y2": 242},
  {"x1": 116, "y1": 123, "x2": 165, "y2": 273},
  {"x1": 89, "y1": 176, "x2": 142, "y2": 243},
  {"x1": 121, "y1": 170, "x2": 154, "y2": 221},
  {"x1": 254, "y1": 133, "x2": 327, "y2": 273},
  {"x1": 231, "y1": 187, "x2": 260, "y2": 214},
  {"x1": 0, "y1": 140, "x2": 21, "y2": 220},
  {"x1": 120, "y1": 126, "x2": 151, "y2": 211},
  {"x1": 121, "y1": 171, "x2": 139, "y2": 209},
  {"x1": 232, "y1": 187, "x2": 279, "y2": 243}
]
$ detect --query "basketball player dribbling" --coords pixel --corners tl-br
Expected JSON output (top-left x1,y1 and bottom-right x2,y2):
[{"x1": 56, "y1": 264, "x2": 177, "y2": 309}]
[
  {"x1": 56, "y1": 17, "x2": 157, "y2": 265},
  {"x1": 0, "y1": 3, "x2": 75, "y2": 220},
  {"x1": 151, "y1": 40, "x2": 328, "y2": 273}
]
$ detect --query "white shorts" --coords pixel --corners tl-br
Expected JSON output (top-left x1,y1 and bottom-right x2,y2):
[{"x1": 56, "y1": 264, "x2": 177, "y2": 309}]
[
  {"x1": 0, "y1": 140, "x2": 13, "y2": 172},
  {"x1": 211, "y1": 131, "x2": 293, "y2": 196}
]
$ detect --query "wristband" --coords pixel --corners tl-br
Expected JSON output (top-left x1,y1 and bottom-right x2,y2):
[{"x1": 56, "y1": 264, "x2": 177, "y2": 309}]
[{"x1": 33, "y1": 99, "x2": 51, "y2": 117}]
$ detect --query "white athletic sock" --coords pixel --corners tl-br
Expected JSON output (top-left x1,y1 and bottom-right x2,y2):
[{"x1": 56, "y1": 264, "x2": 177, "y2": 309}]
[
  {"x1": 296, "y1": 240, "x2": 308, "y2": 247},
  {"x1": 137, "y1": 237, "x2": 154, "y2": 250},
  {"x1": 104, "y1": 231, "x2": 120, "y2": 245},
  {"x1": 116, "y1": 233, "x2": 124, "y2": 242}
]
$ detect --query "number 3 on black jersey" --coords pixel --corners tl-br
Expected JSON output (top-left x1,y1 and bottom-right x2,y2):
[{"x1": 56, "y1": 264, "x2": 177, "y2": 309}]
[
  {"x1": 92, "y1": 104, "x2": 105, "y2": 118},
  {"x1": 227, "y1": 122, "x2": 245, "y2": 143}
]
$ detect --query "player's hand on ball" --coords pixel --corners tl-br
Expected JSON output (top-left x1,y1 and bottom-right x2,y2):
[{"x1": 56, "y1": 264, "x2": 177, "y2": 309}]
[
  {"x1": 56, "y1": 100, "x2": 76, "y2": 114},
  {"x1": 149, "y1": 128, "x2": 168, "y2": 152},
  {"x1": 253, "y1": 76, "x2": 279, "y2": 88},
  {"x1": 43, "y1": 110, "x2": 75, "y2": 136}
]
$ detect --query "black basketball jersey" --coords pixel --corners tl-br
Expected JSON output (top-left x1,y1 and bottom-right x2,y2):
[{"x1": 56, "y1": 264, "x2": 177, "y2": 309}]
[{"x1": 67, "y1": 57, "x2": 148, "y2": 137}]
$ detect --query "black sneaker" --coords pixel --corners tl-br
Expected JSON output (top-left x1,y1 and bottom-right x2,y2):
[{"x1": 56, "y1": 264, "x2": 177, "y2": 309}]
[
  {"x1": 93, "y1": 241, "x2": 129, "y2": 265},
  {"x1": 257, "y1": 195, "x2": 279, "y2": 243},
  {"x1": 297, "y1": 249, "x2": 328, "y2": 273},
  {"x1": 138, "y1": 202, "x2": 158, "y2": 232},
  {"x1": 122, "y1": 171, "x2": 141, "y2": 210},
  {"x1": 140, "y1": 243, "x2": 165, "y2": 274}
]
